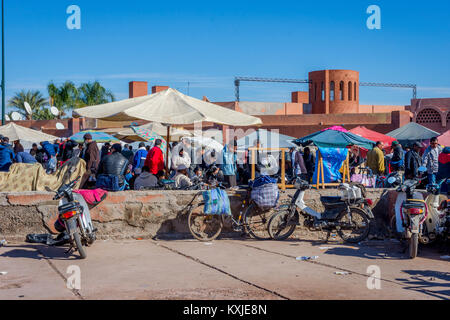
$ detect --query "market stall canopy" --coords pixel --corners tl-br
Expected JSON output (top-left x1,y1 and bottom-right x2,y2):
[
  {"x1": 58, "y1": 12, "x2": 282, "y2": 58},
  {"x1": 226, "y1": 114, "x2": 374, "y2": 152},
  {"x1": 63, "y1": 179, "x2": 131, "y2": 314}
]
[
  {"x1": 294, "y1": 126, "x2": 375, "y2": 149},
  {"x1": 236, "y1": 129, "x2": 297, "y2": 149},
  {"x1": 73, "y1": 88, "x2": 262, "y2": 126},
  {"x1": 69, "y1": 130, "x2": 120, "y2": 143},
  {"x1": 349, "y1": 126, "x2": 397, "y2": 149},
  {"x1": 100, "y1": 123, "x2": 192, "y2": 142},
  {"x1": 387, "y1": 122, "x2": 440, "y2": 146},
  {"x1": 438, "y1": 130, "x2": 450, "y2": 147},
  {"x1": 0, "y1": 122, "x2": 58, "y2": 143}
]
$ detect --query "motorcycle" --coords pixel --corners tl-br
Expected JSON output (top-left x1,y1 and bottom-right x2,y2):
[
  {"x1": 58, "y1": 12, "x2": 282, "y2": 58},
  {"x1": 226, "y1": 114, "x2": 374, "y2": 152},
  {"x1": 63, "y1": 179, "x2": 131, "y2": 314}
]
[
  {"x1": 267, "y1": 178, "x2": 374, "y2": 243},
  {"x1": 424, "y1": 179, "x2": 449, "y2": 244},
  {"x1": 391, "y1": 167, "x2": 429, "y2": 259},
  {"x1": 50, "y1": 176, "x2": 96, "y2": 259}
]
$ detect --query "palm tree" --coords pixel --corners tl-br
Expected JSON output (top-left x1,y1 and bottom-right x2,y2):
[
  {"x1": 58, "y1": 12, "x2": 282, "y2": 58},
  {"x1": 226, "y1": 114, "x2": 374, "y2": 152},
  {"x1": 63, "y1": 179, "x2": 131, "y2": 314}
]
[
  {"x1": 47, "y1": 81, "x2": 79, "y2": 118},
  {"x1": 78, "y1": 81, "x2": 115, "y2": 107},
  {"x1": 8, "y1": 90, "x2": 49, "y2": 120}
]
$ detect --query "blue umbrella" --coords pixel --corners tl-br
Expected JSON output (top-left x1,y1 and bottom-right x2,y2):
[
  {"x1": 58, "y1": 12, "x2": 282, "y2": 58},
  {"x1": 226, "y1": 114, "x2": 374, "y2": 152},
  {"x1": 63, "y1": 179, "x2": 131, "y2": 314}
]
[{"x1": 69, "y1": 130, "x2": 120, "y2": 143}]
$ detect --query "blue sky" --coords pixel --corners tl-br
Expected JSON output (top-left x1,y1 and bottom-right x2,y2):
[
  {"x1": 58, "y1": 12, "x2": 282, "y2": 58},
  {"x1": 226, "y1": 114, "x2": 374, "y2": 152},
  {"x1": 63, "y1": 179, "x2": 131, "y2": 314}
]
[{"x1": 3, "y1": 0, "x2": 450, "y2": 114}]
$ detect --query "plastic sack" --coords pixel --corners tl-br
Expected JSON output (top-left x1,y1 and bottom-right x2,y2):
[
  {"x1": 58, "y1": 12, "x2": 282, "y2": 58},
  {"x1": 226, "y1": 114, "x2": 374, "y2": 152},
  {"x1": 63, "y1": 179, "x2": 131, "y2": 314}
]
[
  {"x1": 202, "y1": 188, "x2": 231, "y2": 215},
  {"x1": 25, "y1": 233, "x2": 70, "y2": 246}
]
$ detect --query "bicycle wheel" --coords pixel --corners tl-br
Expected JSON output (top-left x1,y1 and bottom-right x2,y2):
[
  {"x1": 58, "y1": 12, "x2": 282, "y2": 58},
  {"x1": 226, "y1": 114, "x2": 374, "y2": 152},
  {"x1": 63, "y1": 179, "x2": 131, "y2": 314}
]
[
  {"x1": 336, "y1": 207, "x2": 370, "y2": 243},
  {"x1": 243, "y1": 203, "x2": 272, "y2": 240},
  {"x1": 267, "y1": 206, "x2": 297, "y2": 240},
  {"x1": 188, "y1": 203, "x2": 223, "y2": 241}
]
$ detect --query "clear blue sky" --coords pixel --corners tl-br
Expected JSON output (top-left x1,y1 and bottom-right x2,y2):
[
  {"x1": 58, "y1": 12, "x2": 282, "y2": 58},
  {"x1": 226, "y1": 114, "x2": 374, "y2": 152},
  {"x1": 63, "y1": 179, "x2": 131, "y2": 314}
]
[{"x1": 3, "y1": 0, "x2": 450, "y2": 113}]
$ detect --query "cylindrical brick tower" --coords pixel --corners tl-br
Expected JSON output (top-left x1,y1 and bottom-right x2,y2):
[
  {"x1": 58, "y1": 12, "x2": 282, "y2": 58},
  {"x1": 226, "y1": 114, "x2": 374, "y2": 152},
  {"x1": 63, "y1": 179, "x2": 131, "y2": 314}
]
[{"x1": 308, "y1": 70, "x2": 359, "y2": 114}]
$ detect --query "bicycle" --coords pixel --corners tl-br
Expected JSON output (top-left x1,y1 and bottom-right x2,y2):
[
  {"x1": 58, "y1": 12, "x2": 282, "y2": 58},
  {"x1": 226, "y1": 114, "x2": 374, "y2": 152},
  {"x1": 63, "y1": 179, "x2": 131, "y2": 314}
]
[{"x1": 186, "y1": 184, "x2": 274, "y2": 241}]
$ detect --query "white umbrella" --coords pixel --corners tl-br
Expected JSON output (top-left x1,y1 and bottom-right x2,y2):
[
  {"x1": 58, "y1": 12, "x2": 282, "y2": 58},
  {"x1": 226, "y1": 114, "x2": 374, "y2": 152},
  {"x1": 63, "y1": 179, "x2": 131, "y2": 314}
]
[
  {"x1": 0, "y1": 123, "x2": 58, "y2": 143},
  {"x1": 74, "y1": 88, "x2": 262, "y2": 166}
]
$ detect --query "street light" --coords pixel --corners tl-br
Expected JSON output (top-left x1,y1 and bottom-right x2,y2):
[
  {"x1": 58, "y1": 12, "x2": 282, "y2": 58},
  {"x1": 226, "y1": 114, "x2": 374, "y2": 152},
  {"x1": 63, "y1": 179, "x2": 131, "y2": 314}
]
[{"x1": 1, "y1": 0, "x2": 4, "y2": 125}]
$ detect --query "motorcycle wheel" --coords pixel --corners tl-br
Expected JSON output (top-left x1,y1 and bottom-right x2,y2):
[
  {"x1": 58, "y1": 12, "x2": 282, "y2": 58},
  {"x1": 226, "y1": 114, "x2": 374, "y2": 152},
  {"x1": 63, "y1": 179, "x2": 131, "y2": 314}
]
[
  {"x1": 73, "y1": 231, "x2": 87, "y2": 259},
  {"x1": 336, "y1": 207, "x2": 370, "y2": 243},
  {"x1": 409, "y1": 233, "x2": 418, "y2": 259},
  {"x1": 267, "y1": 206, "x2": 297, "y2": 240}
]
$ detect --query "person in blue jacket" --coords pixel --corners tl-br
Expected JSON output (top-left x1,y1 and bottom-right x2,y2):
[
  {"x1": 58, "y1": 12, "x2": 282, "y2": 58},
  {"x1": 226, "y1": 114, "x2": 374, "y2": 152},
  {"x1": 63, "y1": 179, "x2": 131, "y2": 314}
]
[
  {"x1": 40, "y1": 141, "x2": 57, "y2": 173},
  {"x1": 132, "y1": 142, "x2": 148, "y2": 172},
  {"x1": 0, "y1": 136, "x2": 15, "y2": 171},
  {"x1": 220, "y1": 143, "x2": 237, "y2": 188}
]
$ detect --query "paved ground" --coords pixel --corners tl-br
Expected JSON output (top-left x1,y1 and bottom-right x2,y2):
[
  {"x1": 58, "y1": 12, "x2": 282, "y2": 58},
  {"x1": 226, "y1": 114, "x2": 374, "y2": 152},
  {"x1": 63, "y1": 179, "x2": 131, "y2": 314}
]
[{"x1": 0, "y1": 238, "x2": 449, "y2": 300}]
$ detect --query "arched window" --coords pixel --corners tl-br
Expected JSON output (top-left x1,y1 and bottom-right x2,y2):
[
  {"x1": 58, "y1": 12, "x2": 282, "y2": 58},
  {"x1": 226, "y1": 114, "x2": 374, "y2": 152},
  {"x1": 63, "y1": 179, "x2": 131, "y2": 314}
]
[
  {"x1": 339, "y1": 81, "x2": 344, "y2": 100},
  {"x1": 354, "y1": 82, "x2": 357, "y2": 101},
  {"x1": 330, "y1": 81, "x2": 335, "y2": 101},
  {"x1": 314, "y1": 83, "x2": 317, "y2": 101},
  {"x1": 348, "y1": 82, "x2": 352, "y2": 101},
  {"x1": 416, "y1": 108, "x2": 442, "y2": 124},
  {"x1": 321, "y1": 82, "x2": 325, "y2": 101}
]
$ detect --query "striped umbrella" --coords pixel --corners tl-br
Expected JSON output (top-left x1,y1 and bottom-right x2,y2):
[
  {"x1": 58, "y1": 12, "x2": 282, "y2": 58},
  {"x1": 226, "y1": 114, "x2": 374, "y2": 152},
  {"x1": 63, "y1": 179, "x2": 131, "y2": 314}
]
[
  {"x1": 69, "y1": 130, "x2": 120, "y2": 143},
  {"x1": 131, "y1": 126, "x2": 167, "y2": 156}
]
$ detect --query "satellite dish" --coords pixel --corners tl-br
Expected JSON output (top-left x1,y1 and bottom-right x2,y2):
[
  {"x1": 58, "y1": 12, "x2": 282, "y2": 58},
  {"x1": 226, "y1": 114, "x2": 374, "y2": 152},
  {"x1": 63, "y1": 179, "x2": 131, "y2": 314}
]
[
  {"x1": 50, "y1": 106, "x2": 59, "y2": 116},
  {"x1": 56, "y1": 122, "x2": 65, "y2": 130},
  {"x1": 24, "y1": 102, "x2": 32, "y2": 115},
  {"x1": 11, "y1": 112, "x2": 22, "y2": 121},
  {"x1": 5, "y1": 114, "x2": 10, "y2": 121}
]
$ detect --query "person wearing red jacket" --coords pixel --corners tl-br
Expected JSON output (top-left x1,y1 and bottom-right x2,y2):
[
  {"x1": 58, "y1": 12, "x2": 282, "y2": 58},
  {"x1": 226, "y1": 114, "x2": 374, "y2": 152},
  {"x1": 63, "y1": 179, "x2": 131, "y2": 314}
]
[{"x1": 144, "y1": 139, "x2": 165, "y2": 175}]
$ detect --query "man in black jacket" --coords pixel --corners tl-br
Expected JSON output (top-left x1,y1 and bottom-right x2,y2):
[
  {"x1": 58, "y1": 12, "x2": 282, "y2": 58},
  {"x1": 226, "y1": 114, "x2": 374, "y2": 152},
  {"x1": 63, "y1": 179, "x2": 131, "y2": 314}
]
[
  {"x1": 97, "y1": 143, "x2": 129, "y2": 188},
  {"x1": 405, "y1": 142, "x2": 423, "y2": 179}
]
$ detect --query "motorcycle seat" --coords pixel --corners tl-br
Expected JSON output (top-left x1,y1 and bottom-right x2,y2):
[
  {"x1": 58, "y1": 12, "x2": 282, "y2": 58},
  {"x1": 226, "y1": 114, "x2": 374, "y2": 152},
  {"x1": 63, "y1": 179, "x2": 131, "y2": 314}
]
[
  {"x1": 403, "y1": 200, "x2": 426, "y2": 209},
  {"x1": 320, "y1": 196, "x2": 343, "y2": 204}
]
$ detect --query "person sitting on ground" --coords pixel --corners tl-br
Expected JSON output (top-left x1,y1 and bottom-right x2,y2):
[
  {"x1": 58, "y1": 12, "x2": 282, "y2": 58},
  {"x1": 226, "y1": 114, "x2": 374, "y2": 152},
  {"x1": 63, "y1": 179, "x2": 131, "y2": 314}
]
[
  {"x1": 133, "y1": 142, "x2": 148, "y2": 171},
  {"x1": 205, "y1": 165, "x2": 221, "y2": 187},
  {"x1": 191, "y1": 166, "x2": 204, "y2": 184},
  {"x1": 0, "y1": 136, "x2": 15, "y2": 172},
  {"x1": 133, "y1": 166, "x2": 158, "y2": 190},
  {"x1": 174, "y1": 164, "x2": 193, "y2": 189},
  {"x1": 367, "y1": 141, "x2": 385, "y2": 176},
  {"x1": 97, "y1": 143, "x2": 129, "y2": 189},
  {"x1": 13, "y1": 140, "x2": 24, "y2": 154},
  {"x1": 15, "y1": 151, "x2": 37, "y2": 164}
]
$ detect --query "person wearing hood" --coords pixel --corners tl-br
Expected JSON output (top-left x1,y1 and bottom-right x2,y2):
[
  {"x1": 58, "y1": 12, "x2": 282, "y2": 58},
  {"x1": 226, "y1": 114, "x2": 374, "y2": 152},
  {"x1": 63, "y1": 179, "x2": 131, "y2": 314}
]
[
  {"x1": 133, "y1": 142, "x2": 148, "y2": 171},
  {"x1": 133, "y1": 166, "x2": 159, "y2": 190},
  {"x1": 145, "y1": 139, "x2": 165, "y2": 175},
  {"x1": 171, "y1": 145, "x2": 191, "y2": 172},
  {"x1": 97, "y1": 143, "x2": 129, "y2": 188},
  {"x1": 60, "y1": 138, "x2": 78, "y2": 162},
  {"x1": 0, "y1": 136, "x2": 15, "y2": 171}
]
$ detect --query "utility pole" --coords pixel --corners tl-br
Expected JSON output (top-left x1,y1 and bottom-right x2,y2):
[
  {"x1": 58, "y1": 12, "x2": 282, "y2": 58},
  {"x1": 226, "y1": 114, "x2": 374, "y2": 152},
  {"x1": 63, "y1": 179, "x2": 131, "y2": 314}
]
[{"x1": 1, "y1": 0, "x2": 5, "y2": 125}]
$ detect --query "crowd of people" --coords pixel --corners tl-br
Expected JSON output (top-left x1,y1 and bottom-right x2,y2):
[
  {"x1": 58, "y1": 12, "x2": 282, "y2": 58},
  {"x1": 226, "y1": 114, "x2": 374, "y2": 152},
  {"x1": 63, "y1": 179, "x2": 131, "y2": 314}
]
[
  {"x1": 364, "y1": 137, "x2": 448, "y2": 185},
  {"x1": 1, "y1": 131, "x2": 447, "y2": 192}
]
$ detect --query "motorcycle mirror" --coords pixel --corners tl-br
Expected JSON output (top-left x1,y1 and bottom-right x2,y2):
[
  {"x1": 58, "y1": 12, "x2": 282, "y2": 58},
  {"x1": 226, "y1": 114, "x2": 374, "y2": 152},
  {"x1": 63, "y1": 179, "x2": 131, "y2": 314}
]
[
  {"x1": 418, "y1": 166, "x2": 427, "y2": 173},
  {"x1": 387, "y1": 177, "x2": 397, "y2": 185},
  {"x1": 44, "y1": 186, "x2": 53, "y2": 192}
]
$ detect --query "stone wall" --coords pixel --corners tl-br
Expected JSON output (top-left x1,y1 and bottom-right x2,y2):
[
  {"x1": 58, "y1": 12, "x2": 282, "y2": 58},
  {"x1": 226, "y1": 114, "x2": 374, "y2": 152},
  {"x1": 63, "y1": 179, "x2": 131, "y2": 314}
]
[{"x1": 0, "y1": 188, "x2": 407, "y2": 241}]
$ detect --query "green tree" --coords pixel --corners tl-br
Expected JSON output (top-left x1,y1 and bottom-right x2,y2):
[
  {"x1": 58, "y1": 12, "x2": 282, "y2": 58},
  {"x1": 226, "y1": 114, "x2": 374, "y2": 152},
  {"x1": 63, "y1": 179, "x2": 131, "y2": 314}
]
[
  {"x1": 7, "y1": 90, "x2": 49, "y2": 120},
  {"x1": 34, "y1": 108, "x2": 55, "y2": 120},
  {"x1": 47, "y1": 81, "x2": 79, "y2": 118},
  {"x1": 78, "y1": 81, "x2": 115, "y2": 107}
]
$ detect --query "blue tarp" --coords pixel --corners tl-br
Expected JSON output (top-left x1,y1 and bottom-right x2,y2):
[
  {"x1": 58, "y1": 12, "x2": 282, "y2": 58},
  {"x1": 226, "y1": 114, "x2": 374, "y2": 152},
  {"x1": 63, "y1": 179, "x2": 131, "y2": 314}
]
[{"x1": 312, "y1": 147, "x2": 348, "y2": 183}]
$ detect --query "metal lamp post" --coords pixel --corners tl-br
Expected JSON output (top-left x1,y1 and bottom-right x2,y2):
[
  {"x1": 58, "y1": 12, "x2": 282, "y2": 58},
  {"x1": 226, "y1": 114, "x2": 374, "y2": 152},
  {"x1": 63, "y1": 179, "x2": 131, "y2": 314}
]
[{"x1": 1, "y1": 0, "x2": 4, "y2": 125}]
